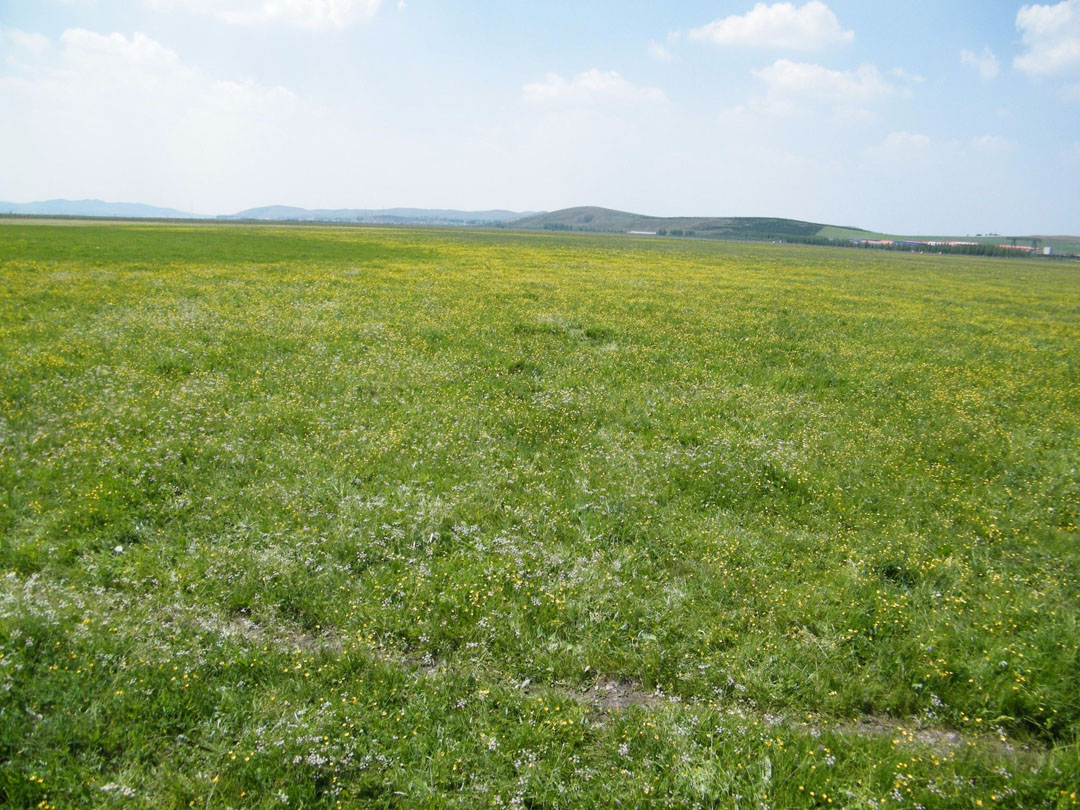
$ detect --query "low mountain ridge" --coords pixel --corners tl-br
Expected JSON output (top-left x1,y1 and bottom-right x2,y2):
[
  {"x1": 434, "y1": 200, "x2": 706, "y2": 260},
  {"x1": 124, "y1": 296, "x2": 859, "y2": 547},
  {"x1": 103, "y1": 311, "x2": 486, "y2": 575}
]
[
  {"x1": 224, "y1": 206, "x2": 535, "y2": 225},
  {"x1": 3, "y1": 201, "x2": 1072, "y2": 253},
  {"x1": 0, "y1": 200, "x2": 535, "y2": 225},
  {"x1": 0, "y1": 199, "x2": 200, "y2": 219}
]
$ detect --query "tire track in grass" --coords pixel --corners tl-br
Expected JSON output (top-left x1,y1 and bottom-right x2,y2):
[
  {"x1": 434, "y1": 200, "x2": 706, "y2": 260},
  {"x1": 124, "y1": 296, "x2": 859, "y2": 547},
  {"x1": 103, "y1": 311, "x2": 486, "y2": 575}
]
[{"x1": 218, "y1": 611, "x2": 1046, "y2": 759}]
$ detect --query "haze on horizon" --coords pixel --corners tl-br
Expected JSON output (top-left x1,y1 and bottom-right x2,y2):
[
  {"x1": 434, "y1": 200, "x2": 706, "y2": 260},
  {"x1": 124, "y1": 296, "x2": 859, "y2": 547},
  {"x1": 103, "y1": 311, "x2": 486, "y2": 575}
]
[{"x1": 1, "y1": 0, "x2": 1079, "y2": 235}]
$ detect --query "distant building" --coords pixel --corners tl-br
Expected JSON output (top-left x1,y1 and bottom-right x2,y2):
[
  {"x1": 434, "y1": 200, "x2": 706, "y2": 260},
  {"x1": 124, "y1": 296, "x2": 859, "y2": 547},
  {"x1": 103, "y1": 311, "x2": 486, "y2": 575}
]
[{"x1": 628, "y1": 230, "x2": 658, "y2": 236}]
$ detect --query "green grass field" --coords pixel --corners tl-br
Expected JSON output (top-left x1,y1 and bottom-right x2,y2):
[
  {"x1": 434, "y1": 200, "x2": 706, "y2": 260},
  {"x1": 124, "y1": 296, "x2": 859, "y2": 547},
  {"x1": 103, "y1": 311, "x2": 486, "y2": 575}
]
[{"x1": 2, "y1": 222, "x2": 1079, "y2": 808}]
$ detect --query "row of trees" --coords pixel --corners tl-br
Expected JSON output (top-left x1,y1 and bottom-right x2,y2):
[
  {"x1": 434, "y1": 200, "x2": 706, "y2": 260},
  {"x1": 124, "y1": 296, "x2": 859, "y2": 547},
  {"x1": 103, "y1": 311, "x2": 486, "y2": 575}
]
[
  {"x1": 839, "y1": 240, "x2": 1064, "y2": 258},
  {"x1": 521, "y1": 224, "x2": 1073, "y2": 258}
]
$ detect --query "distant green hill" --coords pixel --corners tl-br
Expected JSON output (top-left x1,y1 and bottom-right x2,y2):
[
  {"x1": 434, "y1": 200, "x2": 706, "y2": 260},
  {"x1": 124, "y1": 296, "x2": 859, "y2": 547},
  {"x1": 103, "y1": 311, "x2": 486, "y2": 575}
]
[
  {"x1": 511, "y1": 206, "x2": 835, "y2": 241},
  {"x1": 512, "y1": 207, "x2": 1078, "y2": 255}
]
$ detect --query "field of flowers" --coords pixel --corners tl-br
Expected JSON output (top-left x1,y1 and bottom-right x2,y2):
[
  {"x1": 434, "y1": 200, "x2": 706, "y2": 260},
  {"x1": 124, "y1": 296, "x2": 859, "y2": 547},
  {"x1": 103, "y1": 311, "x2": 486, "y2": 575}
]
[{"x1": 1, "y1": 221, "x2": 1078, "y2": 808}]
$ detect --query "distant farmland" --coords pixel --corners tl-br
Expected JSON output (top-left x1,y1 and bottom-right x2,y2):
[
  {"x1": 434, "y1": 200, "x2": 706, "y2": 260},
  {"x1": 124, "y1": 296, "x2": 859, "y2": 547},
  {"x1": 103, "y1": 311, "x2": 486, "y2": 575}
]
[
  {"x1": 2, "y1": 222, "x2": 1078, "y2": 808},
  {"x1": 511, "y1": 207, "x2": 1080, "y2": 257}
]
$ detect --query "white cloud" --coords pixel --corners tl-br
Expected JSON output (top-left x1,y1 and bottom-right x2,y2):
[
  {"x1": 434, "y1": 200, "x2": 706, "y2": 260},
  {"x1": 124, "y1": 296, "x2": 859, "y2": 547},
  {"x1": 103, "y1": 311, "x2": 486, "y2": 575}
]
[
  {"x1": 890, "y1": 67, "x2": 925, "y2": 84},
  {"x1": 31, "y1": 28, "x2": 297, "y2": 110},
  {"x1": 689, "y1": 1, "x2": 853, "y2": 50},
  {"x1": 866, "y1": 131, "x2": 932, "y2": 160},
  {"x1": 147, "y1": 0, "x2": 384, "y2": 30},
  {"x1": 649, "y1": 30, "x2": 681, "y2": 61},
  {"x1": 522, "y1": 70, "x2": 666, "y2": 106},
  {"x1": 59, "y1": 28, "x2": 184, "y2": 75},
  {"x1": 0, "y1": 28, "x2": 305, "y2": 210},
  {"x1": 1, "y1": 27, "x2": 50, "y2": 57},
  {"x1": 1014, "y1": 0, "x2": 1080, "y2": 76},
  {"x1": 648, "y1": 41, "x2": 673, "y2": 61},
  {"x1": 887, "y1": 132, "x2": 931, "y2": 149},
  {"x1": 961, "y1": 46, "x2": 1000, "y2": 80},
  {"x1": 751, "y1": 59, "x2": 897, "y2": 115},
  {"x1": 867, "y1": 132, "x2": 1017, "y2": 163},
  {"x1": 970, "y1": 134, "x2": 1015, "y2": 153},
  {"x1": 41, "y1": 27, "x2": 296, "y2": 112}
]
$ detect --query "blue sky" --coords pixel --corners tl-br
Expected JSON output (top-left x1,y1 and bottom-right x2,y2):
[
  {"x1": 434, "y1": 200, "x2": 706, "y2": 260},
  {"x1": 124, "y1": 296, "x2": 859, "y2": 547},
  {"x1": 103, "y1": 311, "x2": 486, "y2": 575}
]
[{"x1": 1, "y1": 0, "x2": 1078, "y2": 233}]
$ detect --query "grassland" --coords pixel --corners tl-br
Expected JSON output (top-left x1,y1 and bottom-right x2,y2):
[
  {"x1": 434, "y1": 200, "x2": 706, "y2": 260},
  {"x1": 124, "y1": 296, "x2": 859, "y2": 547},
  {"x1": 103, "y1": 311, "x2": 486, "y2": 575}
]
[{"x1": 1, "y1": 222, "x2": 1079, "y2": 808}]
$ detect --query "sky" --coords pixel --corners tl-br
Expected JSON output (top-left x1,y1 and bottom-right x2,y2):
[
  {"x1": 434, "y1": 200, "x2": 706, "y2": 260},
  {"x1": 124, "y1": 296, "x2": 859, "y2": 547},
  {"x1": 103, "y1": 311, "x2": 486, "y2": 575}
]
[{"x1": 1, "y1": 0, "x2": 1078, "y2": 234}]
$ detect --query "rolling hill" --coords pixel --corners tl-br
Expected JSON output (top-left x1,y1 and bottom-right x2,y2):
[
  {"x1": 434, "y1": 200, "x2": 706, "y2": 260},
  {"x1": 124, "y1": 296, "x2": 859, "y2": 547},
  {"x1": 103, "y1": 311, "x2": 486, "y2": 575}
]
[
  {"x1": 511, "y1": 206, "x2": 844, "y2": 241},
  {"x1": 511, "y1": 207, "x2": 1078, "y2": 255}
]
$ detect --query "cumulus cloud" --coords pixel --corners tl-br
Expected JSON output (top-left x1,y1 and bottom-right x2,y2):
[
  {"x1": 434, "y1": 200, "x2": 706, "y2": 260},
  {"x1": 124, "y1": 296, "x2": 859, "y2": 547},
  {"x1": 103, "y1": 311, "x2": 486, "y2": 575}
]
[
  {"x1": 970, "y1": 134, "x2": 1015, "y2": 153},
  {"x1": 0, "y1": 27, "x2": 50, "y2": 58},
  {"x1": 146, "y1": 0, "x2": 384, "y2": 29},
  {"x1": 649, "y1": 31, "x2": 681, "y2": 61},
  {"x1": 888, "y1": 132, "x2": 931, "y2": 149},
  {"x1": 0, "y1": 28, "x2": 306, "y2": 209},
  {"x1": 20, "y1": 28, "x2": 297, "y2": 109},
  {"x1": 648, "y1": 41, "x2": 673, "y2": 61},
  {"x1": 689, "y1": 1, "x2": 853, "y2": 50},
  {"x1": 59, "y1": 28, "x2": 184, "y2": 76},
  {"x1": 865, "y1": 131, "x2": 932, "y2": 160},
  {"x1": 868, "y1": 132, "x2": 1017, "y2": 162},
  {"x1": 1014, "y1": 0, "x2": 1080, "y2": 76},
  {"x1": 961, "y1": 46, "x2": 1000, "y2": 80},
  {"x1": 889, "y1": 67, "x2": 925, "y2": 84},
  {"x1": 751, "y1": 59, "x2": 897, "y2": 115},
  {"x1": 522, "y1": 70, "x2": 666, "y2": 106}
]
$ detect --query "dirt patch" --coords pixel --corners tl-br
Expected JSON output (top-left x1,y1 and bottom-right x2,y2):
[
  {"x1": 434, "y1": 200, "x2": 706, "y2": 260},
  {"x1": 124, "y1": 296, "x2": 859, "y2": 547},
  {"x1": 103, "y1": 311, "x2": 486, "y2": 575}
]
[
  {"x1": 836, "y1": 718, "x2": 964, "y2": 751},
  {"x1": 396, "y1": 652, "x2": 447, "y2": 678},
  {"x1": 576, "y1": 679, "x2": 665, "y2": 712},
  {"x1": 824, "y1": 716, "x2": 1037, "y2": 758},
  {"x1": 214, "y1": 615, "x2": 343, "y2": 654},
  {"x1": 279, "y1": 628, "x2": 343, "y2": 654},
  {"x1": 560, "y1": 680, "x2": 1042, "y2": 758}
]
